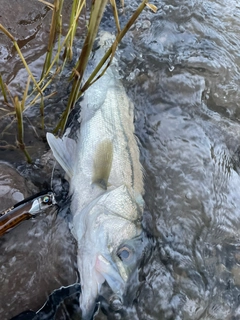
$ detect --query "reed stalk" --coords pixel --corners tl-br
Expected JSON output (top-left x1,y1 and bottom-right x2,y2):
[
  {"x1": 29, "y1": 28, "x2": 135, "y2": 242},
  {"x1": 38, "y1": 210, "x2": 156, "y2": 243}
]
[
  {"x1": 80, "y1": 0, "x2": 150, "y2": 95},
  {"x1": 0, "y1": 74, "x2": 8, "y2": 104},
  {"x1": 0, "y1": 0, "x2": 157, "y2": 161},
  {"x1": 40, "y1": 96, "x2": 45, "y2": 130},
  {"x1": 29, "y1": 1, "x2": 85, "y2": 103},
  {"x1": 64, "y1": 0, "x2": 85, "y2": 61},
  {"x1": 21, "y1": 76, "x2": 31, "y2": 111},
  {"x1": 41, "y1": 0, "x2": 64, "y2": 79},
  {"x1": 54, "y1": 0, "x2": 108, "y2": 134},
  {"x1": 110, "y1": 0, "x2": 121, "y2": 34},
  {"x1": 14, "y1": 96, "x2": 32, "y2": 163}
]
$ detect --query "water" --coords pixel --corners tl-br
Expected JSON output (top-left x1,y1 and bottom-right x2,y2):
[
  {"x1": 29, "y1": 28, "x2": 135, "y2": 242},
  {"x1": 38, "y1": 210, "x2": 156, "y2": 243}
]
[{"x1": 1, "y1": 0, "x2": 240, "y2": 319}]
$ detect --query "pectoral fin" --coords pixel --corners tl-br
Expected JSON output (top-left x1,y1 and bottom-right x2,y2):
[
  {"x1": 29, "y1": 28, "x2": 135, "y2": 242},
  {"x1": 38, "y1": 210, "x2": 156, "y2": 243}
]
[
  {"x1": 46, "y1": 132, "x2": 76, "y2": 178},
  {"x1": 92, "y1": 140, "x2": 113, "y2": 190}
]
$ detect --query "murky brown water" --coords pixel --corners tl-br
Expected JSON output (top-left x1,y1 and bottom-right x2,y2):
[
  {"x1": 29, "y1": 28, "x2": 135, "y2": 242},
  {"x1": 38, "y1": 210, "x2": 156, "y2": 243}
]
[{"x1": 1, "y1": 0, "x2": 240, "y2": 319}]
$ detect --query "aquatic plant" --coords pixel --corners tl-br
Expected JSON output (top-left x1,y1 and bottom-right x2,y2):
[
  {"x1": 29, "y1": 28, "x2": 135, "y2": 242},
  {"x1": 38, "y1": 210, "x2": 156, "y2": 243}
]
[{"x1": 0, "y1": 0, "x2": 157, "y2": 161}]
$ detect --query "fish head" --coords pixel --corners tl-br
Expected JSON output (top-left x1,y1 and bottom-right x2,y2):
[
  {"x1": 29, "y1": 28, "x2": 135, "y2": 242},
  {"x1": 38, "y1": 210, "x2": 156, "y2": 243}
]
[{"x1": 76, "y1": 185, "x2": 144, "y2": 319}]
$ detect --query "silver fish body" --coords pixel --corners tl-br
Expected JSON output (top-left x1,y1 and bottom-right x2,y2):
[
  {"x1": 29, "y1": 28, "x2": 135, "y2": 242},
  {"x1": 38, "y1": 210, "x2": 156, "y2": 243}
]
[{"x1": 47, "y1": 32, "x2": 144, "y2": 319}]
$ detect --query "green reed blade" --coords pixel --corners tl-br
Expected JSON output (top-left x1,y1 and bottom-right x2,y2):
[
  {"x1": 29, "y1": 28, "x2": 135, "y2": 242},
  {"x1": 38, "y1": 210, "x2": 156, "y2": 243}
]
[
  {"x1": 14, "y1": 96, "x2": 32, "y2": 163},
  {"x1": 54, "y1": 0, "x2": 108, "y2": 134},
  {"x1": 0, "y1": 74, "x2": 8, "y2": 104}
]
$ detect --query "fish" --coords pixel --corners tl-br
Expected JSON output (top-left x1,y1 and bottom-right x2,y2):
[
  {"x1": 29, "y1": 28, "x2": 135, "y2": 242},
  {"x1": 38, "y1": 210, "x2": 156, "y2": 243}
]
[{"x1": 47, "y1": 31, "x2": 144, "y2": 319}]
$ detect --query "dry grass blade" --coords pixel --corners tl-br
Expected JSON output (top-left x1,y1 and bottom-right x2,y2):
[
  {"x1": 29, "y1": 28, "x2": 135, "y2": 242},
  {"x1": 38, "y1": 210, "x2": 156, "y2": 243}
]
[
  {"x1": 38, "y1": 0, "x2": 54, "y2": 9},
  {"x1": 146, "y1": 3, "x2": 158, "y2": 13},
  {"x1": 29, "y1": 67, "x2": 60, "y2": 106},
  {"x1": 110, "y1": 0, "x2": 121, "y2": 34},
  {"x1": 0, "y1": 24, "x2": 43, "y2": 95},
  {"x1": 0, "y1": 116, "x2": 16, "y2": 138},
  {"x1": 14, "y1": 43, "x2": 43, "y2": 95},
  {"x1": 26, "y1": 91, "x2": 57, "y2": 109},
  {"x1": 40, "y1": 95, "x2": 45, "y2": 130},
  {"x1": 32, "y1": 1, "x2": 85, "y2": 97},
  {"x1": 0, "y1": 24, "x2": 14, "y2": 41},
  {"x1": 64, "y1": 0, "x2": 86, "y2": 61},
  {"x1": 0, "y1": 142, "x2": 16, "y2": 150}
]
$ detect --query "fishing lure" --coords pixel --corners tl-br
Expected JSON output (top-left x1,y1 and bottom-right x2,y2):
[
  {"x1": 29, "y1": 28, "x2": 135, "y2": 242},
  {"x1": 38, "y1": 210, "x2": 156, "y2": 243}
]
[{"x1": 0, "y1": 191, "x2": 56, "y2": 236}]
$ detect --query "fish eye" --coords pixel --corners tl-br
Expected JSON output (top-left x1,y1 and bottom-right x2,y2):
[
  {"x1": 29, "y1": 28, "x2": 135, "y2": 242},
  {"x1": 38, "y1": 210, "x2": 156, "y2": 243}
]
[
  {"x1": 42, "y1": 196, "x2": 50, "y2": 204},
  {"x1": 117, "y1": 246, "x2": 132, "y2": 261}
]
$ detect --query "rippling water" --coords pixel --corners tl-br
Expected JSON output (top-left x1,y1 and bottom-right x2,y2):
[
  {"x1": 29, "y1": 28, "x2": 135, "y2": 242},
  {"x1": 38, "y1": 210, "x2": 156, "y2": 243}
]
[{"x1": 1, "y1": 0, "x2": 240, "y2": 319}]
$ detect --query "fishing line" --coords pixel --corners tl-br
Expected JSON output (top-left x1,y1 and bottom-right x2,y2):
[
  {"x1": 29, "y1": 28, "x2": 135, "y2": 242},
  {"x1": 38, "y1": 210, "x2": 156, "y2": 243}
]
[{"x1": 50, "y1": 160, "x2": 56, "y2": 191}]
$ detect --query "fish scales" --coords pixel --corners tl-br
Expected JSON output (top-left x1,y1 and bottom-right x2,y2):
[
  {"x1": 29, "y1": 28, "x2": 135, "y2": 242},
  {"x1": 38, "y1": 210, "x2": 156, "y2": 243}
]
[
  {"x1": 71, "y1": 66, "x2": 143, "y2": 214},
  {"x1": 47, "y1": 32, "x2": 144, "y2": 320}
]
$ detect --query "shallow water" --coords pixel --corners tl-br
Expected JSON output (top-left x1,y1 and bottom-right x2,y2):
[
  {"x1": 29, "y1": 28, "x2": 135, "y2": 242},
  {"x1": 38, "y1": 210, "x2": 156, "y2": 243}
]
[{"x1": 1, "y1": 0, "x2": 240, "y2": 319}]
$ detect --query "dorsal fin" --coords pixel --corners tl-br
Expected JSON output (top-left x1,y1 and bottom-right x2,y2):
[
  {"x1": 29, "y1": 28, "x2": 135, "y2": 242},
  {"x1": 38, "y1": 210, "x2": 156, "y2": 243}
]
[
  {"x1": 46, "y1": 132, "x2": 76, "y2": 178},
  {"x1": 92, "y1": 139, "x2": 113, "y2": 190}
]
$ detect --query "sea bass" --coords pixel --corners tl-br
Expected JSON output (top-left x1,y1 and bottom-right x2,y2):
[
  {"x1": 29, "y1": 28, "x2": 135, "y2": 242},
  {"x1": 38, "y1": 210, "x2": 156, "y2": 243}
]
[{"x1": 47, "y1": 32, "x2": 144, "y2": 319}]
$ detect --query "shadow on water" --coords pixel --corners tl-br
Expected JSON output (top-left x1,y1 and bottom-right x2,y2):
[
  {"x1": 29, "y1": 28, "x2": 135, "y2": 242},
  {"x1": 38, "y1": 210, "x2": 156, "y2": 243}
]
[{"x1": 1, "y1": 0, "x2": 240, "y2": 319}]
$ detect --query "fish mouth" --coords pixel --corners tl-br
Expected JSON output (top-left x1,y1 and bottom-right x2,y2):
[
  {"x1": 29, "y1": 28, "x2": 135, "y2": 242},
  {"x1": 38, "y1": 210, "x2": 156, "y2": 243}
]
[
  {"x1": 95, "y1": 253, "x2": 125, "y2": 296},
  {"x1": 79, "y1": 252, "x2": 125, "y2": 320}
]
